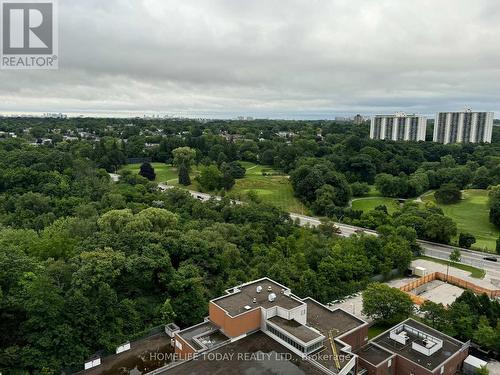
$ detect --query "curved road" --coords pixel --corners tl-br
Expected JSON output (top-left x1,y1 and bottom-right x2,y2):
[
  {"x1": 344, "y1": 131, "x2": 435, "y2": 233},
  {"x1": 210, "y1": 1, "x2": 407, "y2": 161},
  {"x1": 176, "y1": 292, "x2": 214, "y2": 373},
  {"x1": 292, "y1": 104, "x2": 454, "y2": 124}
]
[{"x1": 157, "y1": 182, "x2": 500, "y2": 278}]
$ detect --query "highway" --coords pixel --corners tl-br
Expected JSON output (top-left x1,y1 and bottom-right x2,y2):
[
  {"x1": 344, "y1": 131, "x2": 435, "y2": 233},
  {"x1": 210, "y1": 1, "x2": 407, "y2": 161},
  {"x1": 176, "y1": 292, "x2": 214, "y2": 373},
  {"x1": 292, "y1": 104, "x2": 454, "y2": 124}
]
[{"x1": 157, "y1": 182, "x2": 500, "y2": 278}]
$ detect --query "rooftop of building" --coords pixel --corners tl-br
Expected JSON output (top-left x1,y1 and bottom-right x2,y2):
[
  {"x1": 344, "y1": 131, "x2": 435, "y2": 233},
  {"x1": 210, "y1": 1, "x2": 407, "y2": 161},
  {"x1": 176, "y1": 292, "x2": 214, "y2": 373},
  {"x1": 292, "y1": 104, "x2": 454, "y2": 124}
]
[
  {"x1": 302, "y1": 298, "x2": 366, "y2": 372},
  {"x1": 372, "y1": 319, "x2": 465, "y2": 371},
  {"x1": 268, "y1": 316, "x2": 323, "y2": 344},
  {"x1": 176, "y1": 320, "x2": 228, "y2": 351},
  {"x1": 211, "y1": 278, "x2": 304, "y2": 317},
  {"x1": 437, "y1": 111, "x2": 493, "y2": 114},
  {"x1": 373, "y1": 113, "x2": 422, "y2": 118},
  {"x1": 161, "y1": 331, "x2": 327, "y2": 375},
  {"x1": 355, "y1": 343, "x2": 394, "y2": 366},
  {"x1": 304, "y1": 298, "x2": 365, "y2": 338}
]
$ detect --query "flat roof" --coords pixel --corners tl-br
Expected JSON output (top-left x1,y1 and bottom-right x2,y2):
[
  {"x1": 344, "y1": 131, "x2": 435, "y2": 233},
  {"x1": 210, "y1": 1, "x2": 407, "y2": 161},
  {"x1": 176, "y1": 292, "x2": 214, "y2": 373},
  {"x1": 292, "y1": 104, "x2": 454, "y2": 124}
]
[
  {"x1": 212, "y1": 278, "x2": 303, "y2": 317},
  {"x1": 161, "y1": 331, "x2": 327, "y2": 375},
  {"x1": 177, "y1": 321, "x2": 223, "y2": 350},
  {"x1": 373, "y1": 114, "x2": 421, "y2": 117},
  {"x1": 303, "y1": 299, "x2": 366, "y2": 372},
  {"x1": 268, "y1": 316, "x2": 323, "y2": 344},
  {"x1": 373, "y1": 319, "x2": 465, "y2": 371},
  {"x1": 304, "y1": 299, "x2": 365, "y2": 338},
  {"x1": 356, "y1": 343, "x2": 393, "y2": 366}
]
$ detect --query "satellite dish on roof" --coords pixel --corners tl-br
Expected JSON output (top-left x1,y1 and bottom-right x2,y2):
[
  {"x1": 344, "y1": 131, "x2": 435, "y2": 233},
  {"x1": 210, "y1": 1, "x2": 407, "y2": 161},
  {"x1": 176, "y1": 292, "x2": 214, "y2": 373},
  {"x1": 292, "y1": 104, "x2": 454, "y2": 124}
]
[
  {"x1": 256, "y1": 286, "x2": 262, "y2": 293},
  {"x1": 268, "y1": 293, "x2": 277, "y2": 302}
]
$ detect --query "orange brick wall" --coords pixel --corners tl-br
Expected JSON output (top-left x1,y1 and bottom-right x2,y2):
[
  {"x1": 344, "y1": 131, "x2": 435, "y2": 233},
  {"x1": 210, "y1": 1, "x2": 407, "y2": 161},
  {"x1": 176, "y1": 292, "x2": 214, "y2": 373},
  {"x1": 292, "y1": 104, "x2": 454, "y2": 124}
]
[
  {"x1": 174, "y1": 334, "x2": 195, "y2": 360},
  {"x1": 209, "y1": 301, "x2": 261, "y2": 338}
]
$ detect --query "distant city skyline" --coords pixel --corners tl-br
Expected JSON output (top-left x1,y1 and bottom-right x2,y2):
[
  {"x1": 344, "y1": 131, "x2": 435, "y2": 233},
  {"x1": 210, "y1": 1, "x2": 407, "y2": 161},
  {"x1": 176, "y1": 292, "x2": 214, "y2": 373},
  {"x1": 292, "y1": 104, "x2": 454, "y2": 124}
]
[
  {"x1": 0, "y1": 110, "x2": 498, "y2": 121},
  {"x1": 1, "y1": 1, "x2": 500, "y2": 118}
]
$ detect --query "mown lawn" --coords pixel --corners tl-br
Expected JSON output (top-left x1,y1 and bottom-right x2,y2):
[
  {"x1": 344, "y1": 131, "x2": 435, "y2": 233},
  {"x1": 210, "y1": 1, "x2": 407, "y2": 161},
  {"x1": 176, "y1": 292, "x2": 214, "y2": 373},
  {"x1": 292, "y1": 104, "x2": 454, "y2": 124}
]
[
  {"x1": 351, "y1": 197, "x2": 401, "y2": 214},
  {"x1": 421, "y1": 189, "x2": 499, "y2": 252},
  {"x1": 119, "y1": 162, "x2": 199, "y2": 186},
  {"x1": 120, "y1": 162, "x2": 306, "y2": 213},
  {"x1": 415, "y1": 256, "x2": 485, "y2": 279},
  {"x1": 229, "y1": 162, "x2": 308, "y2": 214}
]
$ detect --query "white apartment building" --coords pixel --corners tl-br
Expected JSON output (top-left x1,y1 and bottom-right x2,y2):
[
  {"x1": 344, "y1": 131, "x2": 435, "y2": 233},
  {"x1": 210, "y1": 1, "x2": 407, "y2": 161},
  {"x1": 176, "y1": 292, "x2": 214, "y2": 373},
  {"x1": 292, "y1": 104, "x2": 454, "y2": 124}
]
[
  {"x1": 433, "y1": 110, "x2": 493, "y2": 144},
  {"x1": 370, "y1": 113, "x2": 427, "y2": 142}
]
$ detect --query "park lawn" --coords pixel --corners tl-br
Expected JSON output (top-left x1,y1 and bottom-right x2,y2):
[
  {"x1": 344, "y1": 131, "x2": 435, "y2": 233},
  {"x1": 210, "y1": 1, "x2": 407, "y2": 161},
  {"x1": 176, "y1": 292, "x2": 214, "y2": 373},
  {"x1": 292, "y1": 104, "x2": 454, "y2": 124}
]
[
  {"x1": 230, "y1": 163, "x2": 308, "y2": 214},
  {"x1": 119, "y1": 163, "x2": 199, "y2": 186},
  {"x1": 415, "y1": 256, "x2": 486, "y2": 279},
  {"x1": 121, "y1": 161, "x2": 305, "y2": 212},
  {"x1": 351, "y1": 197, "x2": 400, "y2": 214},
  {"x1": 421, "y1": 189, "x2": 499, "y2": 252}
]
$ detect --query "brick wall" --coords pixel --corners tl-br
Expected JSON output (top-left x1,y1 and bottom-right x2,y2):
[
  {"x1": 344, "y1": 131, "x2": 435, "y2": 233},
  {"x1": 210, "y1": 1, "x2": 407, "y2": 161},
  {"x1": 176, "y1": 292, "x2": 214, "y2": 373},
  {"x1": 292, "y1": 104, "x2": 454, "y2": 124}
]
[
  {"x1": 209, "y1": 302, "x2": 261, "y2": 338},
  {"x1": 173, "y1": 334, "x2": 195, "y2": 360},
  {"x1": 339, "y1": 325, "x2": 368, "y2": 351}
]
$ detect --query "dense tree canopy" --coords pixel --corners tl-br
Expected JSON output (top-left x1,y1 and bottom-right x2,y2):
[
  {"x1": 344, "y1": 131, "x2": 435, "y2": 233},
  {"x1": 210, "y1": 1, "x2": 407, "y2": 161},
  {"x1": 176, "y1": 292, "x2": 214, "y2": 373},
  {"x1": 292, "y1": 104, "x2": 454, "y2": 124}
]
[
  {"x1": 362, "y1": 283, "x2": 414, "y2": 325},
  {"x1": 0, "y1": 117, "x2": 498, "y2": 373}
]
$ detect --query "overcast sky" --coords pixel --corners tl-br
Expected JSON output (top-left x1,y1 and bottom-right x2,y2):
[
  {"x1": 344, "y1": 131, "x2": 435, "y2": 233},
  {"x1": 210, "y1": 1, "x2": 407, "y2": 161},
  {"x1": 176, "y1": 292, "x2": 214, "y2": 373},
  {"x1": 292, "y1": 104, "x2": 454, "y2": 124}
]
[{"x1": 1, "y1": 0, "x2": 500, "y2": 118}]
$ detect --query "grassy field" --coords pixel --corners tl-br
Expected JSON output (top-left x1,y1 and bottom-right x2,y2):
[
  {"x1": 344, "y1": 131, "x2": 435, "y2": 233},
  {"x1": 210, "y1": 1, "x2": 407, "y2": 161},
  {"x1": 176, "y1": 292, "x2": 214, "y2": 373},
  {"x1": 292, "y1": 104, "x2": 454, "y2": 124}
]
[
  {"x1": 120, "y1": 162, "x2": 177, "y2": 183},
  {"x1": 415, "y1": 256, "x2": 485, "y2": 279},
  {"x1": 421, "y1": 189, "x2": 499, "y2": 252},
  {"x1": 230, "y1": 162, "x2": 307, "y2": 213},
  {"x1": 351, "y1": 197, "x2": 400, "y2": 214},
  {"x1": 120, "y1": 162, "x2": 306, "y2": 213},
  {"x1": 119, "y1": 163, "x2": 199, "y2": 187}
]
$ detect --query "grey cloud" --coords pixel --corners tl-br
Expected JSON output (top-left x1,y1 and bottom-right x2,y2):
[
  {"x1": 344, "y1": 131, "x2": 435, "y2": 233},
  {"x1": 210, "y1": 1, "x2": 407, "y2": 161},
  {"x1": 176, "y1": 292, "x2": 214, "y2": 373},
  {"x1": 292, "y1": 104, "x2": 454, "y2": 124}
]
[{"x1": 1, "y1": 0, "x2": 499, "y2": 117}]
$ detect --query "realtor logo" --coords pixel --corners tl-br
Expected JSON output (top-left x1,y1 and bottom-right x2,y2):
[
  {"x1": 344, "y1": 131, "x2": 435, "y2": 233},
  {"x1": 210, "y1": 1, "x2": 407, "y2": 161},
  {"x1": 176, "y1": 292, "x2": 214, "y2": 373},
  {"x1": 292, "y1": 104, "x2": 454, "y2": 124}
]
[{"x1": 1, "y1": 0, "x2": 58, "y2": 69}]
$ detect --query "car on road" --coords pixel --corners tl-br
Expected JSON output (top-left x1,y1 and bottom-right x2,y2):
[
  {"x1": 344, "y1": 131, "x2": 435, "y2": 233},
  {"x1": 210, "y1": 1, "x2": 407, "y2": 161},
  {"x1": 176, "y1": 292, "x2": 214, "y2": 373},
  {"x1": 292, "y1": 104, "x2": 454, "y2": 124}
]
[{"x1": 483, "y1": 256, "x2": 498, "y2": 262}]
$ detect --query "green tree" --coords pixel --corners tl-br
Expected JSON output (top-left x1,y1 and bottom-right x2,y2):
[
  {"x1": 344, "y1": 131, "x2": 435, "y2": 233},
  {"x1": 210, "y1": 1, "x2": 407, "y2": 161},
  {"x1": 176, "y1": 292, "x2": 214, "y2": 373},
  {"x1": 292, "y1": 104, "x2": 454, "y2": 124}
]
[
  {"x1": 476, "y1": 366, "x2": 489, "y2": 375},
  {"x1": 178, "y1": 163, "x2": 191, "y2": 186},
  {"x1": 172, "y1": 147, "x2": 196, "y2": 186},
  {"x1": 434, "y1": 183, "x2": 461, "y2": 204},
  {"x1": 420, "y1": 301, "x2": 454, "y2": 335},
  {"x1": 490, "y1": 201, "x2": 500, "y2": 228},
  {"x1": 350, "y1": 182, "x2": 370, "y2": 197},
  {"x1": 160, "y1": 299, "x2": 176, "y2": 324},
  {"x1": 139, "y1": 162, "x2": 156, "y2": 181},
  {"x1": 375, "y1": 173, "x2": 408, "y2": 198},
  {"x1": 473, "y1": 316, "x2": 496, "y2": 349},
  {"x1": 422, "y1": 214, "x2": 457, "y2": 244},
  {"x1": 362, "y1": 283, "x2": 414, "y2": 325},
  {"x1": 449, "y1": 249, "x2": 461, "y2": 263},
  {"x1": 196, "y1": 165, "x2": 223, "y2": 191},
  {"x1": 458, "y1": 233, "x2": 476, "y2": 249}
]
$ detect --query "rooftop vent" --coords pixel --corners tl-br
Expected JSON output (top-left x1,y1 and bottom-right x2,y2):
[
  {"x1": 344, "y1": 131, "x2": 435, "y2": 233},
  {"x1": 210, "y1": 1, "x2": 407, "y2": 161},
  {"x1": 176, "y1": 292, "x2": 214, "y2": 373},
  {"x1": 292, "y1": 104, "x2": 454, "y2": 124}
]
[
  {"x1": 256, "y1": 286, "x2": 262, "y2": 293},
  {"x1": 252, "y1": 298, "x2": 257, "y2": 304},
  {"x1": 244, "y1": 305, "x2": 251, "y2": 310},
  {"x1": 281, "y1": 288, "x2": 285, "y2": 294},
  {"x1": 267, "y1": 286, "x2": 272, "y2": 292},
  {"x1": 268, "y1": 293, "x2": 277, "y2": 302}
]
